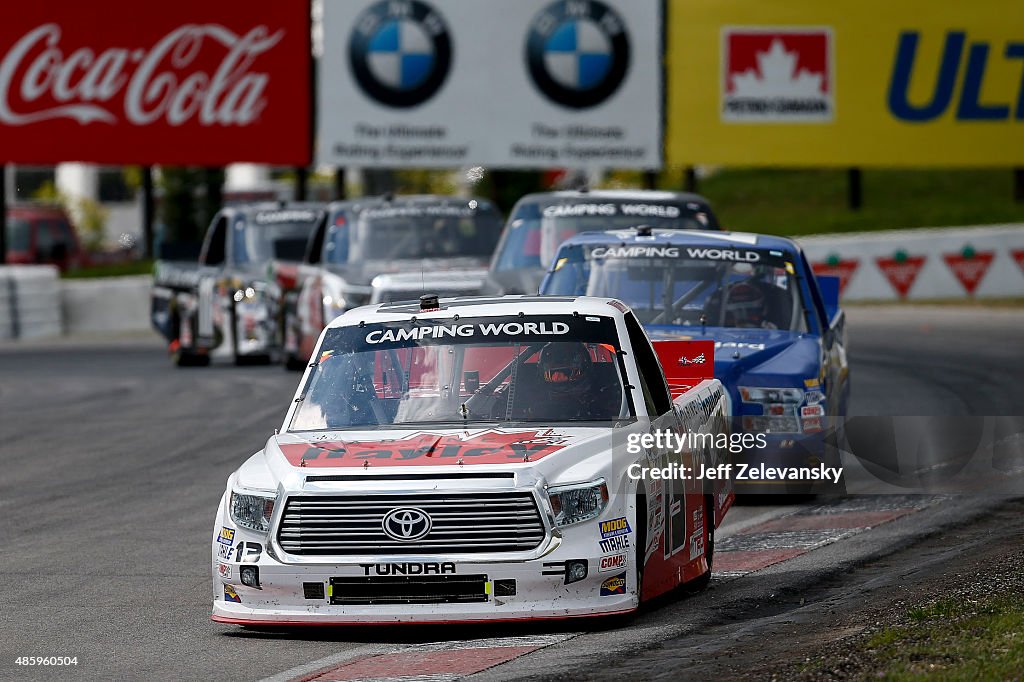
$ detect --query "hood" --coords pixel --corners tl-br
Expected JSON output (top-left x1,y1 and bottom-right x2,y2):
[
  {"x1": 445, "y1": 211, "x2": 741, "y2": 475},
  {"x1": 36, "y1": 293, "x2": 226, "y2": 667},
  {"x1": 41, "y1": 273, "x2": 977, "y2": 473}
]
[
  {"x1": 266, "y1": 426, "x2": 611, "y2": 471},
  {"x1": 323, "y1": 256, "x2": 489, "y2": 287},
  {"x1": 647, "y1": 325, "x2": 821, "y2": 387},
  {"x1": 369, "y1": 268, "x2": 488, "y2": 303}
]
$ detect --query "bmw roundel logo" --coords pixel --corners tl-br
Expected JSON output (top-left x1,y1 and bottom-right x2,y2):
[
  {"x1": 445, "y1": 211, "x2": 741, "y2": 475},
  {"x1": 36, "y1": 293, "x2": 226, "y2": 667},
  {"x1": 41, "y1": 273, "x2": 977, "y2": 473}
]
[
  {"x1": 525, "y1": 0, "x2": 631, "y2": 109},
  {"x1": 349, "y1": 0, "x2": 453, "y2": 108}
]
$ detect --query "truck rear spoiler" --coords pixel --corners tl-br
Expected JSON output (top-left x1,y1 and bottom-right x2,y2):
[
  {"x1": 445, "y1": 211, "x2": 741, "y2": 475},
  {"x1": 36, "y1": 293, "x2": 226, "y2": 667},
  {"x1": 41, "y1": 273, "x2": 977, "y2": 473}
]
[{"x1": 652, "y1": 340, "x2": 715, "y2": 400}]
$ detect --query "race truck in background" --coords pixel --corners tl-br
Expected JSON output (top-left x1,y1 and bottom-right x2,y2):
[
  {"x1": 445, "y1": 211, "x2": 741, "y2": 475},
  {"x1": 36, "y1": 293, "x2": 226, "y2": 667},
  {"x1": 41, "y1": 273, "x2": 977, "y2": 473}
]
[
  {"x1": 541, "y1": 228, "x2": 850, "y2": 493},
  {"x1": 151, "y1": 203, "x2": 325, "y2": 366},
  {"x1": 279, "y1": 194, "x2": 503, "y2": 370},
  {"x1": 481, "y1": 189, "x2": 721, "y2": 296},
  {"x1": 212, "y1": 295, "x2": 732, "y2": 625}
]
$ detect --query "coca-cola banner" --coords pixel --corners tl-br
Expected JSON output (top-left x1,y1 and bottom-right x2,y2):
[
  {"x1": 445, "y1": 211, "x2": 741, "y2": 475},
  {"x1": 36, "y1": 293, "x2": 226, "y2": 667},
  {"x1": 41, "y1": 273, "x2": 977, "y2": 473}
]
[{"x1": 0, "y1": 2, "x2": 310, "y2": 164}]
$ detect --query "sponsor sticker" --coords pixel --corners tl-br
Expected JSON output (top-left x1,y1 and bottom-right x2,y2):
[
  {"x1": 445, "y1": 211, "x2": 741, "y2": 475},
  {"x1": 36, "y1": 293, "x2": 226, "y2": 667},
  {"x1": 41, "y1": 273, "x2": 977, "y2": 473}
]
[
  {"x1": 217, "y1": 527, "x2": 235, "y2": 547},
  {"x1": 599, "y1": 535, "x2": 630, "y2": 553},
  {"x1": 600, "y1": 571, "x2": 627, "y2": 596},
  {"x1": 224, "y1": 585, "x2": 241, "y2": 603},
  {"x1": 598, "y1": 553, "x2": 627, "y2": 573},
  {"x1": 217, "y1": 562, "x2": 232, "y2": 580},
  {"x1": 217, "y1": 545, "x2": 233, "y2": 560},
  {"x1": 689, "y1": 507, "x2": 705, "y2": 561},
  {"x1": 599, "y1": 517, "x2": 632, "y2": 539}
]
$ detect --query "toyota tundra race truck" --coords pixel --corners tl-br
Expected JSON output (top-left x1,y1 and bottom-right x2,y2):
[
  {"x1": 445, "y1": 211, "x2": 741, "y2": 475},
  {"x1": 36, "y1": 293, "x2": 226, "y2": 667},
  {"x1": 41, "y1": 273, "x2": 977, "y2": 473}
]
[
  {"x1": 541, "y1": 228, "x2": 850, "y2": 494},
  {"x1": 212, "y1": 295, "x2": 732, "y2": 625},
  {"x1": 279, "y1": 194, "x2": 503, "y2": 370},
  {"x1": 151, "y1": 203, "x2": 324, "y2": 366}
]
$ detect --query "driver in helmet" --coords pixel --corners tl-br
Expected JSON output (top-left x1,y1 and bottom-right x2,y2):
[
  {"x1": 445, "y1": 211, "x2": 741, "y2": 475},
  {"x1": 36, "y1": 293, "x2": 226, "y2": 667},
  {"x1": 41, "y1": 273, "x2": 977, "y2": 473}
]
[
  {"x1": 723, "y1": 281, "x2": 777, "y2": 329},
  {"x1": 526, "y1": 342, "x2": 620, "y2": 420}
]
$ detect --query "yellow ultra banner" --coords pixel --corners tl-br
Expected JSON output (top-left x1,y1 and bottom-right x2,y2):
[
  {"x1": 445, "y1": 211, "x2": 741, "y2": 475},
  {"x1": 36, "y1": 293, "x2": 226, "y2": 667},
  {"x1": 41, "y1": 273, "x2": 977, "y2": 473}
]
[{"x1": 667, "y1": 0, "x2": 1024, "y2": 166}]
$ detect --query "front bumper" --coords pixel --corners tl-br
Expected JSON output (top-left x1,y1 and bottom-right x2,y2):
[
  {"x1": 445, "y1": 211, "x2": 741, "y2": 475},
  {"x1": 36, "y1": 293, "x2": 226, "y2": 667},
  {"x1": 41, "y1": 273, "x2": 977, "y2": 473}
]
[{"x1": 212, "y1": 556, "x2": 636, "y2": 624}]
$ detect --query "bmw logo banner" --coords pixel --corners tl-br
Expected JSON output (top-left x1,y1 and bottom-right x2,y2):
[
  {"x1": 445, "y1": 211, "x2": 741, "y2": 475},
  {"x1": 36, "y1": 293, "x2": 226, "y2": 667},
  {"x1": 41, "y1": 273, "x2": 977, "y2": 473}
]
[{"x1": 318, "y1": 0, "x2": 661, "y2": 169}]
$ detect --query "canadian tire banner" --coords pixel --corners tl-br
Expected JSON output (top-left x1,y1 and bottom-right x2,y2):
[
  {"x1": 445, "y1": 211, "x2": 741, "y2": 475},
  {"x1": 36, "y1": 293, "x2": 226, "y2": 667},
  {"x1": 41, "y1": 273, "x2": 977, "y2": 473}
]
[{"x1": 0, "y1": 2, "x2": 311, "y2": 164}]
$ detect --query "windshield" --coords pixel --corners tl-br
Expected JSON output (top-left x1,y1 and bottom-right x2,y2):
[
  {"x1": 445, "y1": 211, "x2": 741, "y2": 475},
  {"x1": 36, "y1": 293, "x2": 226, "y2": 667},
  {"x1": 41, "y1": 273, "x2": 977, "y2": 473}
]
[
  {"x1": 289, "y1": 314, "x2": 630, "y2": 430},
  {"x1": 493, "y1": 199, "x2": 715, "y2": 271},
  {"x1": 544, "y1": 245, "x2": 806, "y2": 331},
  {"x1": 331, "y1": 202, "x2": 503, "y2": 264},
  {"x1": 233, "y1": 210, "x2": 320, "y2": 265}
]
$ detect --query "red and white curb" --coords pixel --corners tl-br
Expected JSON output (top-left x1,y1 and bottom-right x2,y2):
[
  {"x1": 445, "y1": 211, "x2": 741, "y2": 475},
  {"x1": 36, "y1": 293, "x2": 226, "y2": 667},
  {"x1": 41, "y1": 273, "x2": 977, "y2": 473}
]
[
  {"x1": 714, "y1": 495, "x2": 942, "y2": 578},
  {"x1": 260, "y1": 634, "x2": 577, "y2": 682},
  {"x1": 261, "y1": 495, "x2": 942, "y2": 682}
]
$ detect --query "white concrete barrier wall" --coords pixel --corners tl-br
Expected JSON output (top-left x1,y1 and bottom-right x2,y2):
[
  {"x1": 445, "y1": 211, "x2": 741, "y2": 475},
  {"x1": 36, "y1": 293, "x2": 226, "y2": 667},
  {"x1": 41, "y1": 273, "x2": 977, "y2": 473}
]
[
  {"x1": 797, "y1": 225, "x2": 1024, "y2": 301},
  {"x1": 60, "y1": 275, "x2": 151, "y2": 335},
  {"x1": 0, "y1": 274, "x2": 13, "y2": 339},
  {"x1": 0, "y1": 265, "x2": 62, "y2": 340}
]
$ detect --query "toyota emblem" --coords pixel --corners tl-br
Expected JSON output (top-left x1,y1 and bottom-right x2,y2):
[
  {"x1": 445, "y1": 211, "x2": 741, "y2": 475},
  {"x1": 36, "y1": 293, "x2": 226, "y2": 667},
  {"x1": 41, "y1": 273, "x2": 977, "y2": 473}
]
[{"x1": 381, "y1": 507, "x2": 432, "y2": 542}]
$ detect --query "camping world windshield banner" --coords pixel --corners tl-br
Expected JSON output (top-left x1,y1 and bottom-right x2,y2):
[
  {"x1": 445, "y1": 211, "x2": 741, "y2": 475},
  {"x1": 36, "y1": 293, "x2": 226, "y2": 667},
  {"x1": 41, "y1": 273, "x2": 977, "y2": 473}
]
[{"x1": 0, "y1": 1, "x2": 310, "y2": 164}]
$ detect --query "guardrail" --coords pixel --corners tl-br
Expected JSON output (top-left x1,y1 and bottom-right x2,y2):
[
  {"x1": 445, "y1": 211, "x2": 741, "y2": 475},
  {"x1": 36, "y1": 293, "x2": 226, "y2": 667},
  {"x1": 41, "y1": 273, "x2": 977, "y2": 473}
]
[{"x1": 798, "y1": 224, "x2": 1024, "y2": 301}]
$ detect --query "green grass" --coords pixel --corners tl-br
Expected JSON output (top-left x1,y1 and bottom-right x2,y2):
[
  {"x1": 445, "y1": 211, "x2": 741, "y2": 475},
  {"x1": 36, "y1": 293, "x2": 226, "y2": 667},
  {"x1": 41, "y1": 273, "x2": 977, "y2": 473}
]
[
  {"x1": 694, "y1": 168, "x2": 1024, "y2": 236},
  {"x1": 604, "y1": 167, "x2": 1024, "y2": 237},
  {"x1": 62, "y1": 259, "x2": 153, "y2": 279},
  {"x1": 842, "y1": 591, "x2": 1024, "y2": 680}
]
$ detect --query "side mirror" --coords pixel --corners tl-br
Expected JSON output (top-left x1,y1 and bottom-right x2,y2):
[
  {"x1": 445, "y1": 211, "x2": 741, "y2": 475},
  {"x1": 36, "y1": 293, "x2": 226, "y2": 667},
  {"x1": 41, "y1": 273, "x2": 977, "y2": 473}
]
[{"x1": 816, "y1": 275, "x2": 841, "y2": 323}]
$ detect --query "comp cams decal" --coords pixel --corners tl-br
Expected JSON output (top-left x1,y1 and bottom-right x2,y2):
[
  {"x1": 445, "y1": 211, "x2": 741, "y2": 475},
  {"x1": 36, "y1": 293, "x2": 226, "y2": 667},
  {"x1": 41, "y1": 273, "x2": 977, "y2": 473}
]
[{"x1": 598, "y1": 553, "x2": 627, "y2": 572}]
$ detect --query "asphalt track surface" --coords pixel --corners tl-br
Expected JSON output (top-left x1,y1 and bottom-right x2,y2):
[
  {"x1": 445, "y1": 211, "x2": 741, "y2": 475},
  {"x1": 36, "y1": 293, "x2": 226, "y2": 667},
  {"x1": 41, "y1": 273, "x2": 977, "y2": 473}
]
[{"x1": 0, "y1": 306, "x2": 1022, "y2": 681}]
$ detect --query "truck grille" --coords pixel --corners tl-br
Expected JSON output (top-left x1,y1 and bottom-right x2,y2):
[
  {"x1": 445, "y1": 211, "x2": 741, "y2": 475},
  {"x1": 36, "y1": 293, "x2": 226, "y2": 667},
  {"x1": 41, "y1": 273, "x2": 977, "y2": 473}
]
[
  {"x1": 277, "y1": 492, "x2": 546, "y2": 555},
  {"x1": 329, "y1": 574, "x2": 488, "y2": 605}
]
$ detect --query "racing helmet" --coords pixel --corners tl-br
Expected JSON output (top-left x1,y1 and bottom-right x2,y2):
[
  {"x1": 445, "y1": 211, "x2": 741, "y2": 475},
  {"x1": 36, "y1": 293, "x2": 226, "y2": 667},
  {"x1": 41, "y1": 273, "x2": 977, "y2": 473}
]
[
  {"x1": 539, "y1": 342, "x2": 590, "y2": 385},
  {"x1": 724, "y1": 281, "x2": 767, "y2": 328}
]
